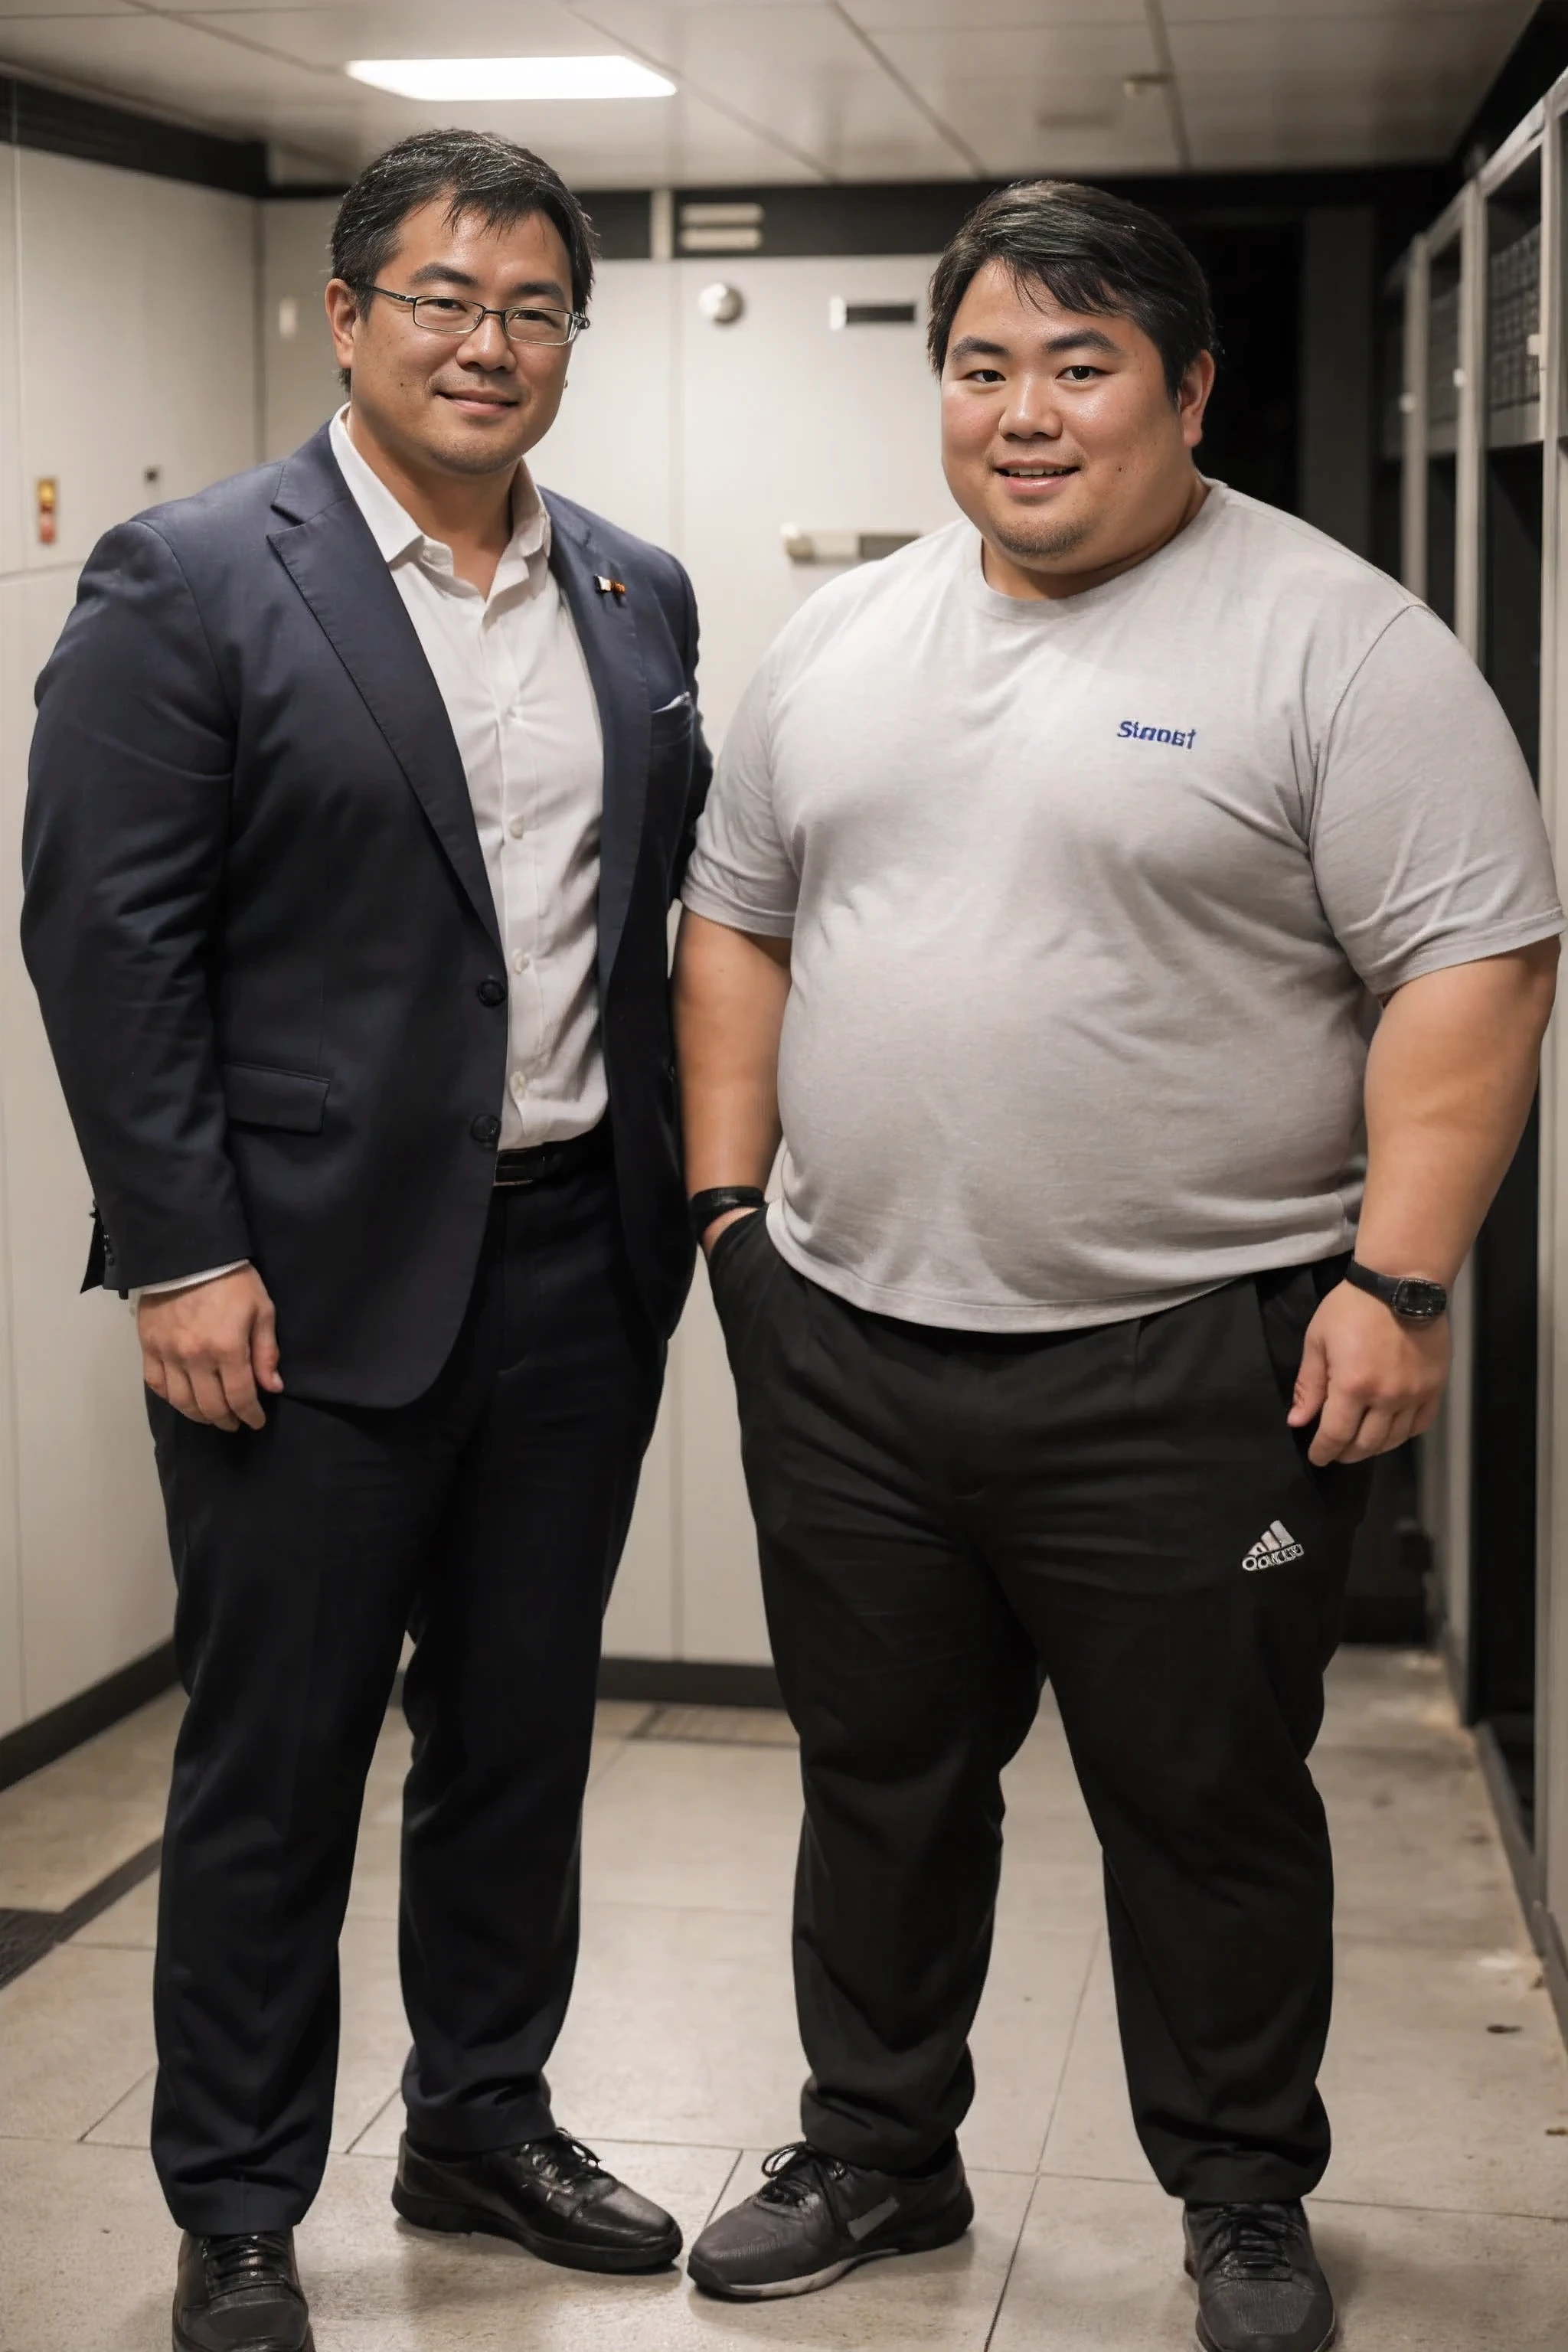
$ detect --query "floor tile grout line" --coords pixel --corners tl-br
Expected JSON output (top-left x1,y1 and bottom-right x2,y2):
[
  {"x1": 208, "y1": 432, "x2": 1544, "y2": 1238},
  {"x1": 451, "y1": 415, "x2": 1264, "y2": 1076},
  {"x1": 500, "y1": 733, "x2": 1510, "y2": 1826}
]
[
  {"x1": 60, "y1": 1936, "x2": 158, "y2": 1952},
  {"x1": 982, "y1": 2167, "x2": 1047, "y2": 2351},
  {"x1": 38, "y1": 2100, "x2": 1562, "y2": 2223},
  {"x1": 1308, "y1": 2189, "x2": 1568, "y2": 2223},
  {"x1": 331, "y1": 2135, "x2": 763, "y2": 2167},
  {"x1": 580, "y1": 1736, "x2": 642, "y2": 1799},
  {"x1": 1027, "y1": 2164, "x2": 1568, "y2": 2224},
  {"x1": 699, "y1": 2147, "x2": 747, "y2": 2233},
  {"x1": 327, "y1": 2127, "x2": 1049, "y2": 2177},
  {"x1": 344, "y1": 2087, "x2": 403, "y2": 2158},
  {"x1": 77, "y1": 2060, "x2": 156, "y2": 2147},
  {"x1": 636, "y1": 1736, "x2": 799, "y2": 1751},
  {"x1": 1026, "y1": 1920, "x2": 1106, "y2": 2174}
]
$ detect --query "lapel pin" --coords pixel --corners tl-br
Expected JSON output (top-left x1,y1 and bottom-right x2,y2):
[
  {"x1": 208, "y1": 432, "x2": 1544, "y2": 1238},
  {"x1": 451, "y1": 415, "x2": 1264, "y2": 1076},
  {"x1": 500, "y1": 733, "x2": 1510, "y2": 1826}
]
[{"x1": 594, "y1": 573, "x2": 628, "y2": 598}]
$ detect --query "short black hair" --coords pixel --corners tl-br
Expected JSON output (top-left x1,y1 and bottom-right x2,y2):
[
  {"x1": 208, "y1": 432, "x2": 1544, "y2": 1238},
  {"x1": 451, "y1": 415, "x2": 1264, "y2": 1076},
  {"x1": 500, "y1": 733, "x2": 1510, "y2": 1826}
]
[
  {"x1": 330, "y1": 126, "x2": 596, "y2": 326},
  {"x1": 928, "y1": 180, "x2": 1217, "y2": 397}
]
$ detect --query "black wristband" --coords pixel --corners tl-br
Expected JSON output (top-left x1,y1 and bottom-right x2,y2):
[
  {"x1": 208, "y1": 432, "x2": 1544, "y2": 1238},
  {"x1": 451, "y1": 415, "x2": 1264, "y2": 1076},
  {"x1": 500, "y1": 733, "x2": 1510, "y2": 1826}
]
[{"x1": 688, "y1": 1186, "x2": 766, "y2": 1241}]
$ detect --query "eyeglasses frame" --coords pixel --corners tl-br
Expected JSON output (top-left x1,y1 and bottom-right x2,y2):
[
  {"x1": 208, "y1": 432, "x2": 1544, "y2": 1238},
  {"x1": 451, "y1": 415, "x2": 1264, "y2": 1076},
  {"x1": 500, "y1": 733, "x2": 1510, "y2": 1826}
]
[{"x1": 357, "y1": 284, "x2": 590, "y2": 348}]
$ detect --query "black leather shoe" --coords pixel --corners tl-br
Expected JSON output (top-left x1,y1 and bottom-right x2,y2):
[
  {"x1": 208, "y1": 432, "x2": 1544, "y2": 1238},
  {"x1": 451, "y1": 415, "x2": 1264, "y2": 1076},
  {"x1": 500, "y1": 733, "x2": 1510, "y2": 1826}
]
[
  {"x1": 172, "y1": 2230, "x2": 312, "y2": 2352},
  {"x1": 1184, "y1": 2201, "x2": 1336, "y2": 2352},
  {"x1": 688, "y1": 2141, "x2": 974, "y2": 2300},
  {"x1": 391, "y1": 2130, "x2": 682, "y2": 2273}
]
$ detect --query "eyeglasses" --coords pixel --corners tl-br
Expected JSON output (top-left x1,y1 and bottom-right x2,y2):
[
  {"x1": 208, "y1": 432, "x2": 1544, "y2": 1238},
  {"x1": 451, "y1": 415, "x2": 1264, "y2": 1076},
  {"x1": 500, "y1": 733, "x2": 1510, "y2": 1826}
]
[{"x1": 361, "y1": 286, "x2": 588, "y2": 348}]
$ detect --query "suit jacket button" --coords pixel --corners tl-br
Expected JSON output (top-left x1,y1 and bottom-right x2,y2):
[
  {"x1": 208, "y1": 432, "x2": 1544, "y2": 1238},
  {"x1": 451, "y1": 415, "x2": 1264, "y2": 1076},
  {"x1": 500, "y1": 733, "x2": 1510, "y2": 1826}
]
[
  {"x1": 477, "y1": 977, "x2": 506, "y2": 1007},
  {"x1": 470, "y1": 1114, "x2": 501, "y2": 1145}
]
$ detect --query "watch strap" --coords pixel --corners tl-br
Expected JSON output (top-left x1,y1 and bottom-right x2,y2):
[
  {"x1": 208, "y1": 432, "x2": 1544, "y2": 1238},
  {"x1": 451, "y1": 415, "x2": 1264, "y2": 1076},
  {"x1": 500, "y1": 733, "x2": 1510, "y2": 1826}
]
[
  {"x1": 1344, "y1": 1259, "x2": 1448, "y2": 1320},
  {"x1": 688, "y1": 1185, "x2": 766, "y2": 1240}
]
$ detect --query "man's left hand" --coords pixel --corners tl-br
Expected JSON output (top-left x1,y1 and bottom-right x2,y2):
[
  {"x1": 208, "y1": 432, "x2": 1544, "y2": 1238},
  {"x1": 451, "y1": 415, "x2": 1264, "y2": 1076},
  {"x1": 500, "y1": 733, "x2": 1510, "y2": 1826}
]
[{"x1": 1288, "y1": 1280, "x2": 1450, "y2": 1466}]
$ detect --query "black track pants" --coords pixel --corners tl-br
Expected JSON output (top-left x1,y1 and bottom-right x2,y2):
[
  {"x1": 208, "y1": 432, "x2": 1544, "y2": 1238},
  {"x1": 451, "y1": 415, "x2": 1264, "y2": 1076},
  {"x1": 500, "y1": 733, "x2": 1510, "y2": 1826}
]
[{"x1": 709, "y1": 1215, "x2": 1372, "y2": 2205}]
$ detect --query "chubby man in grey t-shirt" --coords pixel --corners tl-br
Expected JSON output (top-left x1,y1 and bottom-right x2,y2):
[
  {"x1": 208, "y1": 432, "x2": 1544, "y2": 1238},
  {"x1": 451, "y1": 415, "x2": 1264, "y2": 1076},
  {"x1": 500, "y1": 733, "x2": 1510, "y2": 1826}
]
[{"x1": 675, "y1": 182, "x2": 1561, "y2": 2352}]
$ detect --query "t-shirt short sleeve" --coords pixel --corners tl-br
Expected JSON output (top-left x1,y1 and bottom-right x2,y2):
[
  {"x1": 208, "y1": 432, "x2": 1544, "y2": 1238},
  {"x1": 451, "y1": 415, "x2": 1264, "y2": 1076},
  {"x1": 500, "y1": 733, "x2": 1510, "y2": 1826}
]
[
  {"x1": 680, "y1": 655, "x2": 799, "y2": 938},
  {"x1": 1310, "y1": 603, "x2": 1564, "y2": 995}
]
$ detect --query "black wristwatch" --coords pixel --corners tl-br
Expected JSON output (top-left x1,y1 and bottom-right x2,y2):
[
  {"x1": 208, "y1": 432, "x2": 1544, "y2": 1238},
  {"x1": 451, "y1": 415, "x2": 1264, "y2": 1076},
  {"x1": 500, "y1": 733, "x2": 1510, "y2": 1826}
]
[{"x1": 1344, "y1": 1259, "x2": 1449, "y2": 1323}]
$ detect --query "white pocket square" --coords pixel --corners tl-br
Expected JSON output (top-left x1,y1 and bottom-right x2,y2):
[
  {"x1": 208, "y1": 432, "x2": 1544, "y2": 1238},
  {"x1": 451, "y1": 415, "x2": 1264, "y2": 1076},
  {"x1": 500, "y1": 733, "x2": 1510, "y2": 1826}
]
[{"x1": 653, "y1": 691, "x2": 692, "y2": 714}]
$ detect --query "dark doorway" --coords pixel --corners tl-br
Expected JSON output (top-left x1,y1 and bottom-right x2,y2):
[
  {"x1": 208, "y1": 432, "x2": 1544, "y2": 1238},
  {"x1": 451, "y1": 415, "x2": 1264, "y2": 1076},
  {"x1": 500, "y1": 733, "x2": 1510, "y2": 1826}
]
[
  {"x1": 1426, "y1": 456, "x2": 1458, "y2": 629},
  {"x1": 1180, "y1": 219, "x2": 1301, "y2": 513}
]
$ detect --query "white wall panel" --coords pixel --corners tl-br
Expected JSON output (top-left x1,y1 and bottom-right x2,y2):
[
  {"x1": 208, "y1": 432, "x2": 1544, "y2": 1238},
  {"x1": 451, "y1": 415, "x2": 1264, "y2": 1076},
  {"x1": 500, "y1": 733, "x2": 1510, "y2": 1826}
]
[
  {"x1": 673, "y1": 1284, "x2": 771, "y2": 1664},
  {"x1": 603, "y1": 1407, "x2": 678, "y2": 1658},
  {"x1": 0, "y1": 157, "x2": 24, "y2": 1730},
  {"x1": 0, "y1": 577, "x2": 28, "y2": 1736},
  {"x1": 260, "y1": 196, "x2": 339, "y2": 461},
  {"x1": 0, "y1": 152, "x2": 24, "y2": 581},
  {"x1": 17, "y1": 152, "x2": 152, "y2": 569},
  {"x1": 16, "y1": 151, "x2": 257, "y2": 568},
  {"x1": 533, "y1": 259, "x2": 678, "y2": 554},
  {"x1": 0, "y1": 571, "x2": 172, "y2": 1718},
  {"x1": 675, "y1": 253, "x2": 956, "y2": 735},
  {"x1": 0, "y1": 155, "x2": 260, "y2": 1725},
  {"x1": 139, "y1": 174, "x2": 260, "y2": 504}
]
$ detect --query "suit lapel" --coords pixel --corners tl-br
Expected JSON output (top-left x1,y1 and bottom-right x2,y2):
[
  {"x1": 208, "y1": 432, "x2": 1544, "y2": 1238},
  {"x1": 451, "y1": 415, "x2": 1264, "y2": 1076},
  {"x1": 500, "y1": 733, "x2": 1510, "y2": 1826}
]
[
  {"x1": 546, "y1": 495, "x2": 652, "y2": 988},
  {"x1": 268, "y1": 436, "x2": 501, "y2": 956}
]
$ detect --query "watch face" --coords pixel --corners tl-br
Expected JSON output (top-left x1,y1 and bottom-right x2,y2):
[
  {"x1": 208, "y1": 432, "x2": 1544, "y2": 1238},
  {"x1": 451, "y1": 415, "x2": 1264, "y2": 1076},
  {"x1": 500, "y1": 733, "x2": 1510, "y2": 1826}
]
[{"x1": 1390, "y1": 1278, "x2": 1447, "y2": 1321}]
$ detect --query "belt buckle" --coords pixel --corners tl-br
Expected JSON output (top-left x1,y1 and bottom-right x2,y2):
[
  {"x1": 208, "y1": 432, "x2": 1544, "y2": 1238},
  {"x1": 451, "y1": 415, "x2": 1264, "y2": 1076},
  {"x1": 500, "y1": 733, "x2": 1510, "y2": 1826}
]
[{"x1": 495, "y1": 1146, "x2": 563, "y2": 1191}]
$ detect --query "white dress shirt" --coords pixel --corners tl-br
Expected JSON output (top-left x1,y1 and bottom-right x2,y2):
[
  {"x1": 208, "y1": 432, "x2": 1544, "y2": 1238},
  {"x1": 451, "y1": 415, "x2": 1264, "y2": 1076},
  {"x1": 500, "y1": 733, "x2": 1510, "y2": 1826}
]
[
  {"x1": 331, "y1": 407, "x2": 606, "y2": 1148},
  {"x1": 140, "y1": 410, "x2": 606, "y2": 1301}
]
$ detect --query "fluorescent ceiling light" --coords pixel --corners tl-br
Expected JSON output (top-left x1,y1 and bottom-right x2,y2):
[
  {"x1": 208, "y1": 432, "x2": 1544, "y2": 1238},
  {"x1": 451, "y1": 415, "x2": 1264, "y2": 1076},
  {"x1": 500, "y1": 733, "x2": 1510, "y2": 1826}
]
[{"x1": 347, "y1": 55, "x2": 675, "y2": 101}]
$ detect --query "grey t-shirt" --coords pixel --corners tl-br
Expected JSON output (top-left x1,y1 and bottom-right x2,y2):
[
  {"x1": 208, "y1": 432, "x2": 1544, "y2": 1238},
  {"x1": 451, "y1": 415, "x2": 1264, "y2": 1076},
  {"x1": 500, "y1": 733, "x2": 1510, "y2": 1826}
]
[{"x1": 681, "y1": 484, "x2": 1563, "y2": 1331}]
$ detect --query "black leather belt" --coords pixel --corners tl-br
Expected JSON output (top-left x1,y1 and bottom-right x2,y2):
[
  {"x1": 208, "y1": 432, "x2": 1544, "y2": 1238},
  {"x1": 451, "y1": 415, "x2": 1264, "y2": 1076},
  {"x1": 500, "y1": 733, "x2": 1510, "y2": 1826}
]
[{"x1": 493, "y1": 1122, "x2": 610, "y2": 1190}]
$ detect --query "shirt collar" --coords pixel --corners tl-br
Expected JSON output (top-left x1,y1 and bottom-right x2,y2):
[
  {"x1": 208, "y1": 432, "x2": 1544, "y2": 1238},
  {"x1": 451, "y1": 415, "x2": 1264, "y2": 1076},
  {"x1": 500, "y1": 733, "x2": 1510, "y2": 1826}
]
[{"x1": 329, "y1": 404, "x2": 551, "y2": 577}]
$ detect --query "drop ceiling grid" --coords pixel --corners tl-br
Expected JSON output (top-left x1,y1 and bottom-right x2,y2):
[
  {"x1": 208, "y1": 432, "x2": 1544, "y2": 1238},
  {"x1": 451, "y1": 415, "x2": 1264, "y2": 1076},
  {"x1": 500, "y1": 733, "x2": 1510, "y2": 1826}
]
[{"x1": 0, "y1": 0, "x2": 1544, "y2": 181}]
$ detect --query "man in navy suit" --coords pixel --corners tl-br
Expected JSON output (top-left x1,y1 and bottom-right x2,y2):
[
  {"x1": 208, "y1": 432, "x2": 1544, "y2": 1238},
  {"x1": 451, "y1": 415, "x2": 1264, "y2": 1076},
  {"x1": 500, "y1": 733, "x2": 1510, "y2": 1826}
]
[{"x1": 22, "y1": 129, "x2": 708, "y2": 2352}]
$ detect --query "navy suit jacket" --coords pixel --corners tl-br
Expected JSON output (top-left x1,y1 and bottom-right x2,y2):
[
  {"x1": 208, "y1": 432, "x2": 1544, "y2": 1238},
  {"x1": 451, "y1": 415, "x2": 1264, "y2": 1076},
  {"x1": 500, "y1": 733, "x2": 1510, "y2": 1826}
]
[{"x1": 21, "y1": 423, "x2": 711, "y2": 1406}]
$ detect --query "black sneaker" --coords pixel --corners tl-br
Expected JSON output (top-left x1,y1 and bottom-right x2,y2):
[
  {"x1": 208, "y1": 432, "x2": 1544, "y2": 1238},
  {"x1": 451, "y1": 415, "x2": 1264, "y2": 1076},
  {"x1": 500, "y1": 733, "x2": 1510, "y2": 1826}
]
[
  {"x1": 1184, "y1": 2201, "x2": 1336, "y2": 2352},
  {"x1": 687, "y1": 2141, "x2": 973, "y2": 2301}
]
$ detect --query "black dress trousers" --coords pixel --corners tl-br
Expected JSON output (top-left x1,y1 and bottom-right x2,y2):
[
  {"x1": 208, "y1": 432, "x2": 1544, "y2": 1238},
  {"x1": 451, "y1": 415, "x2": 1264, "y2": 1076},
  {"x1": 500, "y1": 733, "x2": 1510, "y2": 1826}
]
[
  {"x1": 710, "y1": 1214, "x2": 1372, "y2": 2207},
  {"x1": 147, "y1": 1148, "x2": 662, "y2": 2235}
]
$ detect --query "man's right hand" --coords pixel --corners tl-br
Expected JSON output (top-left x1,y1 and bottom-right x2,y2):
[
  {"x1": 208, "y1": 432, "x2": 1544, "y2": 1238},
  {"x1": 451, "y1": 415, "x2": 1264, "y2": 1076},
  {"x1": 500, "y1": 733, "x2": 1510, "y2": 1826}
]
[{"x1": 138, "y1": 1266, "x2": 283, "y2": 1432}]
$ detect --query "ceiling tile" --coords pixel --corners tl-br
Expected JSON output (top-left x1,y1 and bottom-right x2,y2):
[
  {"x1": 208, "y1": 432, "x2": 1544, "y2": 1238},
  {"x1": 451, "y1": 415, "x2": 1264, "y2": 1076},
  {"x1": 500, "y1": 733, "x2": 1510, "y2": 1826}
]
[
  {"x1": 0, "y1": 4, "x2": 141, "y2": 20},
  {"x1": 848, "y1": 0, "x2": 1147, "y2": 24},
  {"x1": 1182, "y1": 67, "x2": 1485, "y2": 170},
  {"x1": 175, "y1": 0, "x2": 599, "y2": 48},
  {"x1": 178, "y1": 0, "x2": 589, "y2": 11},
  {"x1": 1162, "y1": 0, "x2": 1524, "y2": 19},
  {"x1": 1168, "y1": 12, "x2": 1527, "y2": 82},
  {"x1": 864, "y1": 20, "x2": 1164, "y2": 164},
  {"x1": 870, "y1": 22, "x2": 1160, "y2": 83},
  {"x1": 1187, "y1": 113, "x2": 1455, "y2": 168},
  {"x1": 957, "y1": 99, "x2": 1178, "y2": 177},
  {"x1": 576, "y1": 0, "x2": 966, "y2": 174},
  {"x1": 0, "y1": 10, "x2": 332, "y2": 122},
  {"x1": 0, "y1": 0, "x2": 1545, "y2": 186}
]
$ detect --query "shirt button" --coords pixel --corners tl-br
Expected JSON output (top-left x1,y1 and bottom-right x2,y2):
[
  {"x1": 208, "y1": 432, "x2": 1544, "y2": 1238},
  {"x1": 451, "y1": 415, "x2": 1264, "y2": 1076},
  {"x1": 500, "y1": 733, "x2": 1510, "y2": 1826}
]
[
  {"x1": 470, "y1": 1113, "x2": 501, "y2": 1145},
  {"x1": 512, "y1": 949, "x2": 530, "y2": 975},
  {"x1": 510, "y1": 1073, "x2": 526, "y2": 1099},
  {"x1": 508, "y1": 815, "x2": 525, "y2": 840},
  {"x1": 476, "y1": 977, "x2": 506, "y2": 1007}
]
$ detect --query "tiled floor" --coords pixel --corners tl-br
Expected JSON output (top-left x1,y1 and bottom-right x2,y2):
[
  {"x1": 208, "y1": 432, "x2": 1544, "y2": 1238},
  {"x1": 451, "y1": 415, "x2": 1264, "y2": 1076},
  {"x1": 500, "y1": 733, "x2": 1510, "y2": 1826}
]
[{"x1": 4, "y1": 1652, "x2": 1568, "y2": 2348}]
